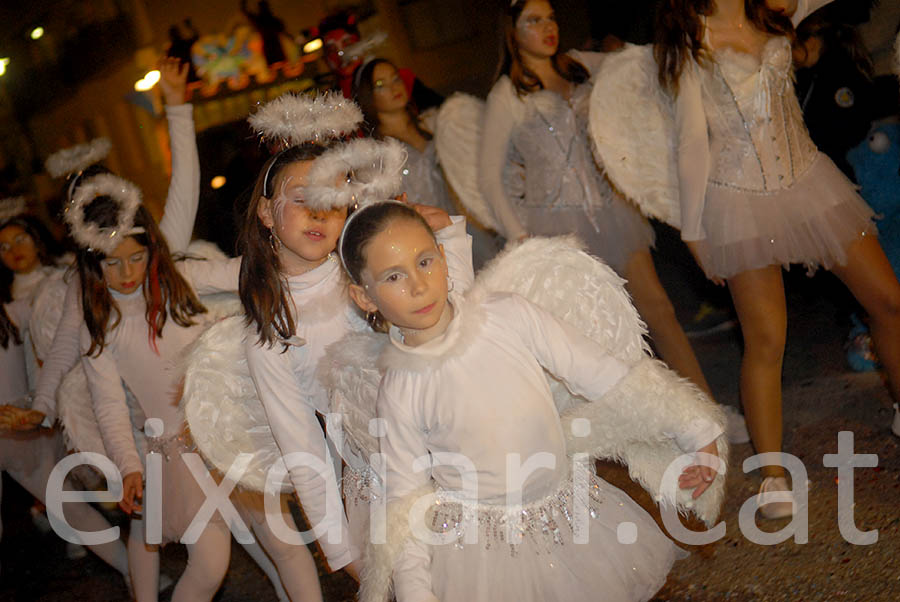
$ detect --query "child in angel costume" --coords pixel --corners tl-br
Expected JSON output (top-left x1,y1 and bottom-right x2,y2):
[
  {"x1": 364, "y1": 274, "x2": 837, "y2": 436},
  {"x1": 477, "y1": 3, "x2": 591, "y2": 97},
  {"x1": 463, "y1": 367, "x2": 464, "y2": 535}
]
[
  {"x1": 20, "y1": 60, "x2": 325, "y2": 602},
  {"x1": 352, "y1": 57, "x2": 502, "y2": 268},
  {"x1": 427, "y1": 0, "x2": 752, "y2": 443},
  {"x1": 182, "y1": 119, "x2": 729, "y2": 601},
  {"x1": 0, "y1": 202, "x2": 130, "y2": 581},
  {"x1": 338, "y1": 200, "x2": 727, "y2": 602},
  {"x1": 590, "y1": 0, "x2": 900, "y2": 519},
  {"x1": 201, "y1": 92, "x2": 474, "y2": 587}
]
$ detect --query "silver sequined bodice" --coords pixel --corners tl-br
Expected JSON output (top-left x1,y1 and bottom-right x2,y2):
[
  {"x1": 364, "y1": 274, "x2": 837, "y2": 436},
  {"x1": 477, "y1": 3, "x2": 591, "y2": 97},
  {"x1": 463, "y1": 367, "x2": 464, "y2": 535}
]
[
  {"x1": 701, "y1": 37, "x2": 818, "y2": 192},
  {"x1": 398, "y1": 139, "x2": 456, "y2": 215},
  {"x1": 509, "y1": 81, "x2": 611, "y2": 210}
]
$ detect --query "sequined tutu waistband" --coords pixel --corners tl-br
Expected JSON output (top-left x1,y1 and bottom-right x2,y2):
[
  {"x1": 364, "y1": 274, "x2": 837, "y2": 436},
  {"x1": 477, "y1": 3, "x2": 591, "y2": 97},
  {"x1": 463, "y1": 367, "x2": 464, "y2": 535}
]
[
  {"x1": 147, "y1": 429, "x2": 197, "y2": 461},
  {"x1": 428, "y1": 472, "x2": 607, "y2": 556},
  {"x1": 342, "y1": 465, "x2": 382, "y2": 506}
]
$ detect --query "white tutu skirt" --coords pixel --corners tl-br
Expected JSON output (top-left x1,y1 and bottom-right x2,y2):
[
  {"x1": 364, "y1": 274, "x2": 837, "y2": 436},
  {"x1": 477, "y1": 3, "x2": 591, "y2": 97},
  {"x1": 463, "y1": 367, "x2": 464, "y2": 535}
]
[
  {"x1": 696, "y1": 153, "x2": 876, "y2": 279},
  {"x1": 426, "y1": 474, "x2": 682, "y2": 602},
  {"x1": 518, "y1": 194, "x2": 655, "y2": 276}
]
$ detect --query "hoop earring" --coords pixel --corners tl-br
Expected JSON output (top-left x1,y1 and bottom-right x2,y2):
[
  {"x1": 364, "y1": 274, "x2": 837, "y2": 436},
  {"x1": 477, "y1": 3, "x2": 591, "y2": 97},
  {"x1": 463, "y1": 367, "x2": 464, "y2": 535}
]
[
  {"x1": 447, "y1": 280, "x2": 454, "y2": 293},
  {"x1": 269, "y1": 228, "x2": 281, "y2": 252},
  {"x1": 366, "y1": 311, "x2": 379, "y2": 329}
]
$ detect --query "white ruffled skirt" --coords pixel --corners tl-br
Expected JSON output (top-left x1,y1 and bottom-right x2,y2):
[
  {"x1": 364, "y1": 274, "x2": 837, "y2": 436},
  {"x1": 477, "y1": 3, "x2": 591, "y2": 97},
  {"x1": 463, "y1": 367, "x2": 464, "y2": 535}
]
[
  {"x1": 426, "y1": 473, "x2": 682, "y2": 602},
  {"x1": 697, "y1": 153, "x2": 876, "y2": 279}
]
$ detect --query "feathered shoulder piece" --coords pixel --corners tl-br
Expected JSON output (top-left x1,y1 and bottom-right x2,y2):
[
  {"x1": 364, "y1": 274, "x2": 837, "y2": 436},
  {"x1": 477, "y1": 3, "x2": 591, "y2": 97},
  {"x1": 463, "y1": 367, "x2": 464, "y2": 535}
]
[
  {"x1": 248, "y1": 91, "x2": 363, "y2": 149},
  {"x1": 45, "y1": 138, "x2": 111, "y2": 179},
  {"x1": 64, "y1": 173, "x2": 143, "y2": 254},
  {"x1": 0, "y1": 196, "x2": 26, "y2": 224}
]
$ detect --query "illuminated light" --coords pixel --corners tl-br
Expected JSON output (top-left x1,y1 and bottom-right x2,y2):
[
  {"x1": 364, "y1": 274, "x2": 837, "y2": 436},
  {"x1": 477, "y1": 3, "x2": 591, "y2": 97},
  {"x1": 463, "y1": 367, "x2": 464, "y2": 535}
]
[
  {"x1": 134, "y1": 69, "x2": 161, "y2": 92},
  {"x1": 30, "y1": 27, "x2": 45, "y2": 40},
  {"x1": 303, "y1": 38, "x2": 323, "y2": 53},
  {"x1": 0, "y1": 58, "x2": 9, "y2": 77},
  {"x1": 210, "y1": 176, "x2": 226, "y2": 190}
]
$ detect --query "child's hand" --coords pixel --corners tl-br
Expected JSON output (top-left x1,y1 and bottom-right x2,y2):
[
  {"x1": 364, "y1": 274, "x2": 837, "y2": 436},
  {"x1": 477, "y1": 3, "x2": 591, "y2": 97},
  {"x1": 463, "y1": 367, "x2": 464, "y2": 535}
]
[
  {"x1": 120, "y1": 471, "x2": 144, "y2": 515},
  {"x1": 411, "y1": 203, "x2": 452, "y2": 232},
  {"x1": 157, "y1": 57, "x2": 189, "y2": 106},
  {"x1": 679, "y1": 440, "x2": 719, "y2": 499},
  {"x1": 0, "y1": 405, "x2": 45, "y2": 431}
]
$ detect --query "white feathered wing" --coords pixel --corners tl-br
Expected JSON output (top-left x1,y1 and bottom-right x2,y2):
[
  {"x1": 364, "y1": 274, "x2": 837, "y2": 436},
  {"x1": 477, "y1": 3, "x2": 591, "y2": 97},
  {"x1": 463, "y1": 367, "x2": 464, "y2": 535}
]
[{"x1": 589, "y1": 44, "x2": 682, "y2": 228}]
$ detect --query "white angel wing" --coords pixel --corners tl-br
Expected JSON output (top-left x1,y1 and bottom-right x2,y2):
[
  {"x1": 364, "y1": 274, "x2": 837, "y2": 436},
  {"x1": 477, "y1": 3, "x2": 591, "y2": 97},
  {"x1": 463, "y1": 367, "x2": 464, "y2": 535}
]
[
  {"x1": 589, "y1": 44, "x2": 681, "y2": 228},
  {"x1": 181, "y1": 316, "x2": 292, "y2": 493},
  {"x1": 434, "y1": 93, "x2": 501, "y2": 232},
  {"x1": 318, "y1": 330, "x2": 387, "y2": 461}
]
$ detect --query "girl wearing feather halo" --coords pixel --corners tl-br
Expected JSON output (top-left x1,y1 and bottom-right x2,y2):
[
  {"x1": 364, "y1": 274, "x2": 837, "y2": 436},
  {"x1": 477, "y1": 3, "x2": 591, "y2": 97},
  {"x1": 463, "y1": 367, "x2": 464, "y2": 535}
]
[
  {"x1": 340, "y1": 200, "x2": 726, "y2": 602},
  {"x1": 477, "y1": 0, "x2": 744, "y2": 444},
  {"x1": 645, "y1": 0, "x2": 900, "y2": 518},
  {"x1": 21, "y1": 59, "x2": 318, "y2": 602},
  {"x1": 236, "y1": 92, "x2": 476, "y2": 590}
]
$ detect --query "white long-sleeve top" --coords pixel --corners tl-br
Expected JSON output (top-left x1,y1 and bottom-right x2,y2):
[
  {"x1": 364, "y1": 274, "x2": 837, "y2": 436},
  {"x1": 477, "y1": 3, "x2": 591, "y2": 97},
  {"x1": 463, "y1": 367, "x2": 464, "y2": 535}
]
[
  {"x1": 377, "y1": 291, "x2": 721, "y2": 601},
  {"x1": 244, "y1": 217, "x2": 474, "y2": 571},
  {"x1": 82, "y1": 256, "x2": 239, "y2": 479},
  {"x1": 478, "y1": 51, "x2": 607, "y2": 241},
  {"x1": 32, "y1": 103, "x2": 200, "y2": 421},
  {"x1": 674, "y1": 0, "x2": 834, "y2": 241}
]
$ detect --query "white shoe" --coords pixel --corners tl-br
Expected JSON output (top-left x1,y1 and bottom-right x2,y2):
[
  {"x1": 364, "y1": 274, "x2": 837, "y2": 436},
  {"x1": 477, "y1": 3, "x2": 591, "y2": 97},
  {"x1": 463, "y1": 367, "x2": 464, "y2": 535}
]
[
  {"x1": 892, "y1": 404, "x2": 900, "y2": 438},
  {"x1": 722, "y1": 405, "x2": 751, "y2": 444},
  {"x1": 66, "y1": 541, "x2": 88, "y2": 560},
  {"x1": 757, "y1": 476, "x2": 794, "y2": 519}
]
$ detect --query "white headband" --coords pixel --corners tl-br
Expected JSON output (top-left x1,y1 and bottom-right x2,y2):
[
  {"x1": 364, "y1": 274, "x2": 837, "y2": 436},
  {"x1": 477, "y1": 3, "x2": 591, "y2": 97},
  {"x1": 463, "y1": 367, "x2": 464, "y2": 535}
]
[{"x1": 64, "y1": 174, "x2": 144, "y2": 254}]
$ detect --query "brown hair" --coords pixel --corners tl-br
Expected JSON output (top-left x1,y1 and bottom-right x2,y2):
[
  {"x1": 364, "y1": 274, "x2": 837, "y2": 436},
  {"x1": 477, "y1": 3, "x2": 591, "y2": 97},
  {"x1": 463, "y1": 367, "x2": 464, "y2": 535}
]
[
  {"x1": 238, "y1": 143, "x2": 333, "y2": 348},
  {"x1": 76, "y1": 198, "x2": 206, "y2": 357},
  {"x1": 654, "y1": 0, "x2": 795, "y2": 94},
  {"x1": 0, "y1": 303, "x2": 21, "y2": 349},
  {"x1": 496, "y1": 0, "x2": 589, "y2": 96},
  {"x1": 0, "y1": 215, "x2": 63, "y2": 305},
  {"x1": 340, "y1": 201, "x2": 436, "y2": 332},
  {"x1": 353, "y1": 58, "x2": 431, "y2": 141}
]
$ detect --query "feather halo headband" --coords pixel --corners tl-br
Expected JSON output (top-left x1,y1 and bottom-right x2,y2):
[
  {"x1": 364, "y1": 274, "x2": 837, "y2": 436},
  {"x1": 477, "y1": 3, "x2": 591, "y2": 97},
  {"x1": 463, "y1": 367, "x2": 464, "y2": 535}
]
[
  {"x1": 303, "y1": 137, "x2": 407, "y2": 211},
  {"x1": 248, "y1": 91, "x2": 363, "y2": 149},
  {"x1": 45, "y1": 138, "x2": 111, "y2": 179},
  {"x1": 64, "y1": 174, "x2": 144, "y2": 254},
  {"x1": 0, "y1": 197, "x2": 27, "y2": 224}
]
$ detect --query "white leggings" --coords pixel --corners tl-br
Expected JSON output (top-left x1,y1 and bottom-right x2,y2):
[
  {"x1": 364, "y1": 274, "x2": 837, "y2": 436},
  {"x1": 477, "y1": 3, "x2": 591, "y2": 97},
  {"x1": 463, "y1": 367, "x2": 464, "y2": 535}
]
[
  {"x1": 234, "y1": 489, "x2": 324, "y2": 602},
  {"x1": 0, "y1": 430, "x2": 129, "y2": 577}
]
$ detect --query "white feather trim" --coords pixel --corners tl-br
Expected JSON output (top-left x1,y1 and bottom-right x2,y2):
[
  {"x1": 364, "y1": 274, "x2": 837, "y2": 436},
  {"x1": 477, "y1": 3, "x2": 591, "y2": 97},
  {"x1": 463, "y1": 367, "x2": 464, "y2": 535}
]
[
  {"x1": 181, "y1": 316, "x2": 292, "y2": 493},
  {"x1": 45, "y1": 138, "x2": 111, "y2": 179},
  {"x1": 433, "y1": 93, "x2": 501, "y2": 231},
  {"x1": 0, "y1": 196, "x2": 27, "y2": 223},
  {"x1": 318, "y1": 330, "x2": 387, "y2": 460},
  {"x1": 304, "y1": 137, "x2": 407, "y2": 210},
  {"x1": 561, "y1": 357, "x2": 728, "y2": 526},
  {"x1": 64, "y1": 174, "x2": 143, "y2": 254},
  {"x1": 589, "y1": 45, "x2": 681, "y2": 228},
  {"x1": 248, "y1": 91, "x2": 362, "y2": 148}
]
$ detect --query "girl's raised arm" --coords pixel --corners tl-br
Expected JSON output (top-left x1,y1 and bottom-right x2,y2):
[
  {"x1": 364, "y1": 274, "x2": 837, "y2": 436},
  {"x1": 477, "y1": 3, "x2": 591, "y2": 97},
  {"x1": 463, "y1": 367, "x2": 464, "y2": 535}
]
[{"x1": 157, "y1": 59, "x2": 200, "y2": 254}]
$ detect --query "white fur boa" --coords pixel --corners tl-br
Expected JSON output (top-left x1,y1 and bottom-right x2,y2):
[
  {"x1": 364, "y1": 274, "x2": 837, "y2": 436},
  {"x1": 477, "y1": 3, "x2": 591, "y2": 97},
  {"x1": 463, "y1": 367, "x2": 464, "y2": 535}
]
[{"x1": 589, "y1": 44, "x2": 682, "y2": 228}]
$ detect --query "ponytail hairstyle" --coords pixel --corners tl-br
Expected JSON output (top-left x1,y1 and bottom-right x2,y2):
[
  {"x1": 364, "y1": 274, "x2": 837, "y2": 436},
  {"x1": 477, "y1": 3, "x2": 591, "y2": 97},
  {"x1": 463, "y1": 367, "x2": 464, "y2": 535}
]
[
  {"x1": 495, "y1": 0, "x2": 589, "y2": 96},
  {"x1": 353, "y1": 58, "x2": 431, "y2": 141},
  {"x1": 655, "y1": 0, "x2": 795, "y2": 94},
  {"x1": 340, "y1": 201, "x2": 436, "y2": 333},
  {"x1": 76, "y1": 197, "x2": 206, "y2": 357},
  {"x1": 0, "y1": 214, "x2": 63, "y2": 304},
  {"x1": 238, "y1": 143, "x2": 333, "y2": 347}
]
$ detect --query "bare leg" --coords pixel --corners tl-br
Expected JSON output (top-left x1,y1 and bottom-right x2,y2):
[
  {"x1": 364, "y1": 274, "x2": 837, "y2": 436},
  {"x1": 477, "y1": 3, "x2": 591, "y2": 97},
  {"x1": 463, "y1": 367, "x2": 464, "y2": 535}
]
[
  {"x1": 830, "y1": 235, "x2": 900, "y2": 403},
  {"x1": 726, "y1": 265, "x2": 788, "y2": 479},
  {"x1": 624, "y1": 249, "x2": 715, "y2": 397}
]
